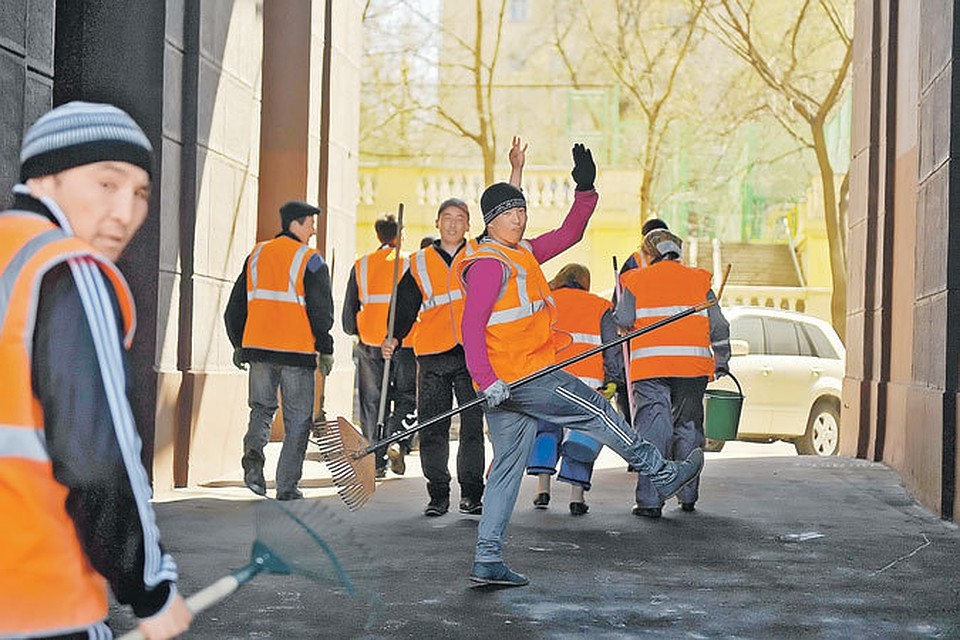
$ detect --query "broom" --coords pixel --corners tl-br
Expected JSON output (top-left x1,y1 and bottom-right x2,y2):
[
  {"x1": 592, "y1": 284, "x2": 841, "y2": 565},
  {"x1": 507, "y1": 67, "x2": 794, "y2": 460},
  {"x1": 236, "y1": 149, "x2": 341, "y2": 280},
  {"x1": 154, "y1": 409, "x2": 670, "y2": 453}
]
[
  {"x1": 119, "y1": 499, "x2": 381, "y2": 638},
  {"x1": 315, "y1": 265, "x2": 730, "y2": 510}
]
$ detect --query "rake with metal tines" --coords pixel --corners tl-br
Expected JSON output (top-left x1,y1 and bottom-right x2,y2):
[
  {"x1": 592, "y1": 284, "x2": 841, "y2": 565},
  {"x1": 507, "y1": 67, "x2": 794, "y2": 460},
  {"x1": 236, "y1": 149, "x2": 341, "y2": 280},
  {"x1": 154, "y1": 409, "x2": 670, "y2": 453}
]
[{"x1": 313, "y1": 266, "x2": 731, "y2": 511}]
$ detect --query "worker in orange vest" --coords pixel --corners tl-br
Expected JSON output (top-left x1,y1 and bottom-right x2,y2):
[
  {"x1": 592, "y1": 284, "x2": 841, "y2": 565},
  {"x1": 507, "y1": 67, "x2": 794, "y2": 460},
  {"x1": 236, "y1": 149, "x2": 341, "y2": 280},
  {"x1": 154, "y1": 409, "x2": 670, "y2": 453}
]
[
  {"x1": 458, "y1": 142, "x2": 704, "y2": 587},
  {"x1": 342, "y1": 214, "x2": 417, "y2": 478},
  {"x1": 526, "y1": 263, "x2": 622, "y2": 516},
  {"x1": 381, "y1": 200, "x2": 486, "y2": 517},
  {"x1": 611, "y1": 217, "x2": 670, "y2": 417},
  {"x1": 0, "y1": 102, "x2": 191, "y2": 638},
  {"x1": 225, "y1": 201, "x2": 335, "y2": 500},
  {"x1": 617, "y1": 229, "x2": 731, "y2": 518}
]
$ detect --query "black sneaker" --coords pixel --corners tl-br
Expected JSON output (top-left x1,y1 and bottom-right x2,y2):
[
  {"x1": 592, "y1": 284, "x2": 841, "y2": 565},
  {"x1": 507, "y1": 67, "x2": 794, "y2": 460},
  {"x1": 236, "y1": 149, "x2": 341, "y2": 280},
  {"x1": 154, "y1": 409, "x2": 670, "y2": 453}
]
[
  {"x1": 276, "y1": 488, "x2": 304, "y2": 501},
  {"x1": 533, "y1": 492, "x2": 550, "y2": 509},
  {"x1": 469, "y1": 561, "x2": 529, "y2": 587},
  {"x1": 632, "y1": 504, "x2": 662, "y2": 519},
  {"x1": 569, "y1": 501, "x2": 589, "y2": 516},
  {"x1": 241, "y1": 451, "x2": 266, "y2": 496},
  {"x1": 459, "y1": 497, "x2": 483, "y2": 515},
  {"x1": 680, "y1": 502, "x2": 696, "y2": 512},
  {"x1": 424, "y1": 498, "x2": 449, "y2": 517}
]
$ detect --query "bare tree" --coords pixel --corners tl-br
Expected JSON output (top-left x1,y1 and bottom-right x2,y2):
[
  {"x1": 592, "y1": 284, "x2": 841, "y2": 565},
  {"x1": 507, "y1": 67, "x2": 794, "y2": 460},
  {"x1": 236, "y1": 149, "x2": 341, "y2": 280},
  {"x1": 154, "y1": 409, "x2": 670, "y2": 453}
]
[
  {"x1": 573, "y1": 0, "x2": 707, "y2": 223},
  {"x1": 706, "y1": 0, "x2": 852, "y2": 338},
  {"x1": 431, "y1": 0, "x2": 508, "y2": 184}
]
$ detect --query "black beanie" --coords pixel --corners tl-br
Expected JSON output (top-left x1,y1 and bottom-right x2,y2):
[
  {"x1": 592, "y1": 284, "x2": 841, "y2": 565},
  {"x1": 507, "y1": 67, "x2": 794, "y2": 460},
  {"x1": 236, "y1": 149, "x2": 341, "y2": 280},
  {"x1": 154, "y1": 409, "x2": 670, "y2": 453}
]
[
  {"x1": 280, "y1": 201, "x2": 321, "y2": 228},
  {"x1": 480, "y1": 182, "x2": 526, "y2": 226}
]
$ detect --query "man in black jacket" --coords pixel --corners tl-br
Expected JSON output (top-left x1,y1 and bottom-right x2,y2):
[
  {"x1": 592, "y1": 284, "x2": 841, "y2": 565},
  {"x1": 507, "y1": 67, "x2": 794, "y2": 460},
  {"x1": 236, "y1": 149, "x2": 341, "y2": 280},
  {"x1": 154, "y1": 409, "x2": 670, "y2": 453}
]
[
  {"x1": 224, "y1": 201, "x2": 335, "y2": 500},
  {"x1": 0, "y1": 101, "x2": 191, "y2": 638}
]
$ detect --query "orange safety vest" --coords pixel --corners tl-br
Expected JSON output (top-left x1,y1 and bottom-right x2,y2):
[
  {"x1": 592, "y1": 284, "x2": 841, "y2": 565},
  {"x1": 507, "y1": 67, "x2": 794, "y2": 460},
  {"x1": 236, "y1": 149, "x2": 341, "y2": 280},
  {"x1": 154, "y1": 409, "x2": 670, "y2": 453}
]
[
  {"x1": 552, "y1": 287, "x2": 611, "y2": 388},
  {"x1": 620, "y1": 259, "x2": 714, "y2": 381},
  {"x1": 629, "y1": 249, "x2": 649, "y2": 270},
  {"x1": 243, "y1": 236, "x2": 318, "y2": 355},
  {"x1": 457, "y1": 239, "x2": 558, "y2": 383},
  {"x1": 408, "y1": 243, "x2": 466, "y2": 356},
  {"x1": 355, "y1": 246, "x2": 408, "y2": 346},
  {"x1": 0, "y1": 213, "x2": 135, "y2": 635}
]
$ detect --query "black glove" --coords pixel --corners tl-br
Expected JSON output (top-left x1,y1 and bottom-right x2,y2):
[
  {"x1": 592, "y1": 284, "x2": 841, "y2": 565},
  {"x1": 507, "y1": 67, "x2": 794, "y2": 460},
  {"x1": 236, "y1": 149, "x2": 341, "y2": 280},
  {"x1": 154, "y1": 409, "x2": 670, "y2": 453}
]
[
  {"x1": 571, "y1": 143, "x2": 596, "y2": 191},
  {"x1": 715, "y1": 363, "x2": 729, "y2": 379}
]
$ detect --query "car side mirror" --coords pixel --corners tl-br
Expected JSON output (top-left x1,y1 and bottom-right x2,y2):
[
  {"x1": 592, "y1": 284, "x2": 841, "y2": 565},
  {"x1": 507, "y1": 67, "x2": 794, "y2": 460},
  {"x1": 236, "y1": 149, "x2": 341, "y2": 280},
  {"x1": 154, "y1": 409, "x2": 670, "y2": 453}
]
[{"x1": 730, "y1": 339, "x2": 750, "y2": 357}]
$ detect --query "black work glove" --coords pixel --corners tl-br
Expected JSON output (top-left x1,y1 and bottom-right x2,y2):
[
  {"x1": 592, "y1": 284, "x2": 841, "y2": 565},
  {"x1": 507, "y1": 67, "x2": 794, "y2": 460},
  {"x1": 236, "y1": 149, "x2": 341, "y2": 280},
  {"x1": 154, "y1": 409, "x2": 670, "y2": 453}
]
[{"x1": 571, "y1": 143, "x2": 596, "y2": 191}]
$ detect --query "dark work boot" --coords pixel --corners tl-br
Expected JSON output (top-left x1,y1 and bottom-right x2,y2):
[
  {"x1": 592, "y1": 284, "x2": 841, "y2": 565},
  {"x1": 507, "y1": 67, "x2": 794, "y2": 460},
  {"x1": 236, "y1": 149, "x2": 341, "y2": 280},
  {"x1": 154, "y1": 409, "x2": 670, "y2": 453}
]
[{"x1": 241, "y1": 450, "x2": 266, "y2": 496}]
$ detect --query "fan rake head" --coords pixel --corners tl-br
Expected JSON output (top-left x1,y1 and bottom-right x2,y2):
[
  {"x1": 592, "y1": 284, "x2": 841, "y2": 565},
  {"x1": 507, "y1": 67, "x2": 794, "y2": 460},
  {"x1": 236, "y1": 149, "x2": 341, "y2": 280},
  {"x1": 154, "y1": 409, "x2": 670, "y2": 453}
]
[
  {"x1": 313, "y1": 417, "x2": 377, "y2": 510},
  {"x1": 255, "y1": 499, "x2": 383, "y2": 631}
]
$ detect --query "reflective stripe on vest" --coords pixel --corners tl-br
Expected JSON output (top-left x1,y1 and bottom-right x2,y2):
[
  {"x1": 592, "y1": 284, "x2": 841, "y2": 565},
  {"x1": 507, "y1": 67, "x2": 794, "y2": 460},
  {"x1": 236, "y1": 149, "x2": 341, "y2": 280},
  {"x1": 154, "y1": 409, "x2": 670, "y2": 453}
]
[
  {"x1": 243, "y1": 237, "x2": 316, "y2": 354},
  {"x1": 248, "y1": 242, "x2": 310, "y2": 305},
  {"x1": 621, "y1": 260, "x2": 714, "y2": 381},
  {"x1": 355, "y1": 247, "x2": 407, "y2": 345},
  {"x1": 0, "y1": 213, "x2": 157, "y2": 635},
  {"x1": 456, "y1": 239, "x2": 557, "y2": 383},
  {"x1": 551, "y1": 287, "x2": 610, "y2": 387},
  {"x1": 0, "y1": 424, "x2": 48, "y2": 461},
  {"x1": 409, "y1": 246, "x2": 466, "y2": 356}
]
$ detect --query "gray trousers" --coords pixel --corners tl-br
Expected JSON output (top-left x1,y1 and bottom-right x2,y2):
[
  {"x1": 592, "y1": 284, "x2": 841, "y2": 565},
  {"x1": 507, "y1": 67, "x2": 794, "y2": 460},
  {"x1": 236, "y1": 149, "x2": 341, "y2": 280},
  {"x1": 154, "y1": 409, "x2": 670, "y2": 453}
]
[
  {"x1": 242, "y1": 362, "x2": 315, "y2": 493},
  {"x1": 476, "y1": 370, "x2": 675, "y2": 563},
  {"x1": 632, "y1": 377, "x2": 708, "y2": 507}
]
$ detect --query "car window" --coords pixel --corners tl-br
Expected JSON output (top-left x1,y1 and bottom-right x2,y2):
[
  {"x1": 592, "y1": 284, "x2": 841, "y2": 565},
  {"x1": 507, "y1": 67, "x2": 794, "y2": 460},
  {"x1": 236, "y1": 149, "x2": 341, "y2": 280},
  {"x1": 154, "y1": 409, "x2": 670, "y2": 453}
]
[
  {"x1": 730, "y1": 316, "x2": 763, "y2": 354},
  {"x1": 797, "y1": 324, "x2": 816, "y2": 357},
  {"x1": 802, "y1": 324, "x2": 840, "y2": 360},
  {"x1": 763, "y1": 318, "x2": 800, "y2": 356}
]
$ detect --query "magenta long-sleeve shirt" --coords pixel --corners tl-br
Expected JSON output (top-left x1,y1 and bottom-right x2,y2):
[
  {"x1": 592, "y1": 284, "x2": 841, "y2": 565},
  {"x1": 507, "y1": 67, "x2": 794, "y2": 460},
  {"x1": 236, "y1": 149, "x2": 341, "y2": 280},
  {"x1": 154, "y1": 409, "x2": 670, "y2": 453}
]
[{"x1": 462, "y1": 189, "x2": 599, "y2": 390}]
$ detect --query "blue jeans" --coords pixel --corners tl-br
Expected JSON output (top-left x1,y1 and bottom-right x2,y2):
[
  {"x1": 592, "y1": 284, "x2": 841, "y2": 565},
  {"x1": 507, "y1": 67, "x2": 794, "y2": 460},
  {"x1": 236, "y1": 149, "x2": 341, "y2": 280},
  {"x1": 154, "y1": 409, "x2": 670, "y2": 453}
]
[
  {"x1": 355, "y1": 343, "x2": 416, "y2": 469},
  {"x1": 242, "y1": 362, "x2": 315, "y2": 493},
  {"x1": 632, "y1": 377, "x2": 708, "y2": 508},
  {"x1": 476, "y1": 370, "x2": 675, "y2": 563}
]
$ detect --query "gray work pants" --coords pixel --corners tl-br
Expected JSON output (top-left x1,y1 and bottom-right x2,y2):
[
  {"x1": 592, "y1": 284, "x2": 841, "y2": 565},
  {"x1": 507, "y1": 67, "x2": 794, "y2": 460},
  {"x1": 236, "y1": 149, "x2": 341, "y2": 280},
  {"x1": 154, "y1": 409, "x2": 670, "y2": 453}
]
[
  {"x1": 476, "y1": 370, "x2": 676, "y2": 563},
  {"x1": 242, "y1": 361, "x2": 315, "y2": 493},
  {"x1": 632, "y1": 377, "x2": 708, "y2": 508}
]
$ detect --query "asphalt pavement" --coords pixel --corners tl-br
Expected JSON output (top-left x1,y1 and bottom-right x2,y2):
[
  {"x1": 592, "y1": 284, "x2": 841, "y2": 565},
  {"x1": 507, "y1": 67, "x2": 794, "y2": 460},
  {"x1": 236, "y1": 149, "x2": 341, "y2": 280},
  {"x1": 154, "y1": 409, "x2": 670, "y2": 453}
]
[{"x1": 111, "y1": 442, "x2": 960, "y2": 638}]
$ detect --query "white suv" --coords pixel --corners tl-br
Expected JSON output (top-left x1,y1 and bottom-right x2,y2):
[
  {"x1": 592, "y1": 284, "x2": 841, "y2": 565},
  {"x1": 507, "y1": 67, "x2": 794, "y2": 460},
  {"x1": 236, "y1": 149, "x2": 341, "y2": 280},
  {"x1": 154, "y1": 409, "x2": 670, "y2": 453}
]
[{"x1": 706, "y1": 307, "x2": 845, "y2": 456}]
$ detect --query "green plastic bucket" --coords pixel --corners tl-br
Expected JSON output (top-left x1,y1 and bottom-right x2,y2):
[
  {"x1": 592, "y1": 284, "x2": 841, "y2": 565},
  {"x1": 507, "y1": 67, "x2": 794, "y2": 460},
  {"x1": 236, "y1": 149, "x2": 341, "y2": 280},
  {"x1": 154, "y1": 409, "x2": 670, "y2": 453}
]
[{"x1": 704, "y1": 372, "x2": 744, "y2": 441}]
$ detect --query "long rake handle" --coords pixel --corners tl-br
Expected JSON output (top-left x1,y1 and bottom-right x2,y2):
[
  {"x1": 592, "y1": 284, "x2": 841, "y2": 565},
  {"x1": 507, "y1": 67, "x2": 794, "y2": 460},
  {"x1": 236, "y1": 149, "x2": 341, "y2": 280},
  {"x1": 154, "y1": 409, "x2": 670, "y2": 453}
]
[
  {"x1": 118, "y1": 571, "x2": 252, "y2": 639},
  {"x1": 375, "y1": 203, "x2": 405, "y2": 432},
  {"x1": 362, "y1": 297, "x2": 716, "y2": 455}
]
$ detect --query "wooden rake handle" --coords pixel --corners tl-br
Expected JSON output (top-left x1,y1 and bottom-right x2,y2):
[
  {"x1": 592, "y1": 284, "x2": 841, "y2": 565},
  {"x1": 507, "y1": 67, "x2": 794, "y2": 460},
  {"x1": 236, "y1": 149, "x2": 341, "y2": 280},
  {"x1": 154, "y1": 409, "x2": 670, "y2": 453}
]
[{"x1": 360, "y1": 295, "x2": 720, "y2": 456}]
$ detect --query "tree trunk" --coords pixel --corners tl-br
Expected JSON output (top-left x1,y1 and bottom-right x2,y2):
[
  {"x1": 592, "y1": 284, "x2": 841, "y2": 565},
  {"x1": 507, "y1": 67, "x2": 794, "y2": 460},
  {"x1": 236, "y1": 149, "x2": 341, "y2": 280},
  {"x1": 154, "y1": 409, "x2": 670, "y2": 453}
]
[
  {"x1": 811, "y1": 122, "x2": 846, "y2": 342},
  {"x1": 482, "y1": 142, "x2": 495, "y2": 186},
  {"x1": 638, "y1": 123, "x2": 658, "y2": 224}
]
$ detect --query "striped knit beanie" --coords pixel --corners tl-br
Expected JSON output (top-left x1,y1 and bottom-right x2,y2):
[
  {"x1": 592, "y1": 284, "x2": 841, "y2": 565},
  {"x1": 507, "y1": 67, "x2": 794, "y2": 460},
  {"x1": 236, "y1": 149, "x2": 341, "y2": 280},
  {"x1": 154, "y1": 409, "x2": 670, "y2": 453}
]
[
  {"x1": 20, "y1": 101, "x2": 153, "y2": 181},
  {"x1": 480, "y1": 182, "x2": 525, "y2": 226}
]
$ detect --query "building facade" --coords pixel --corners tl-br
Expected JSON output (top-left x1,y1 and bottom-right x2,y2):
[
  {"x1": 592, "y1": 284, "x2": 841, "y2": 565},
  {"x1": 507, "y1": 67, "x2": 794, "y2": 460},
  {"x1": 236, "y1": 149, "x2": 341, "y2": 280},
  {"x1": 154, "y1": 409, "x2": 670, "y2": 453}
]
[
  {"x1": 1, "y1": 0, "x2": 362, "y2": 492},
  {"x1": 844, "y1": 0, "x2": 958, "y2": 520}
]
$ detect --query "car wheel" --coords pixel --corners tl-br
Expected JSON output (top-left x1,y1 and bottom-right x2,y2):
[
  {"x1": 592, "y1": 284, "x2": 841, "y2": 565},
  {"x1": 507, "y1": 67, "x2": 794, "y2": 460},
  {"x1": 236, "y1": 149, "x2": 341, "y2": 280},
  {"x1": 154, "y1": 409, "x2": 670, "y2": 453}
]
[
  {"x1": 795, "y1": 399, "x2": 840, "y2": 456},
  {"x1": 703, "y1": 438, "x2": 726, "y2": 453}
]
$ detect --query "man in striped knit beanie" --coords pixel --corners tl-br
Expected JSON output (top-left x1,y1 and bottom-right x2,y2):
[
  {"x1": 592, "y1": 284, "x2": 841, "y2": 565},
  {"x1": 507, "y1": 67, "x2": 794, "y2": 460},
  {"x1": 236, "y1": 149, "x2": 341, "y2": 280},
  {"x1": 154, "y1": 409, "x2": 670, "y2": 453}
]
[{"x1": 0, "y1": 102, "x2": 192, "y2": 639}]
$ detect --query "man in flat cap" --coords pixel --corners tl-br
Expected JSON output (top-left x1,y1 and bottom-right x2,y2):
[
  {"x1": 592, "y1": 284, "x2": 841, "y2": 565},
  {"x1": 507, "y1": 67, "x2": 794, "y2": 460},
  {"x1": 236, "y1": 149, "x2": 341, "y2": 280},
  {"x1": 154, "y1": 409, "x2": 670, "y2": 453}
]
[
  {"x1": 225, "y1": 200, "x2": 335, "y2": 500},
  {"x1": 0, "y1": 101, "x2": 191, "y2": 638}
]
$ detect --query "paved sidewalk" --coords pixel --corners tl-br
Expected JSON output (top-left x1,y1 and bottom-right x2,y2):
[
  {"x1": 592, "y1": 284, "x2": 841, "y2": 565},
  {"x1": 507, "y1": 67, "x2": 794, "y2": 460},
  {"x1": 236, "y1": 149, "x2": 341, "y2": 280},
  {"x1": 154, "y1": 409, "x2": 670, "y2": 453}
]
[{"x1": 117, "y1": 445, "x2": 960, "y2": 638}]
